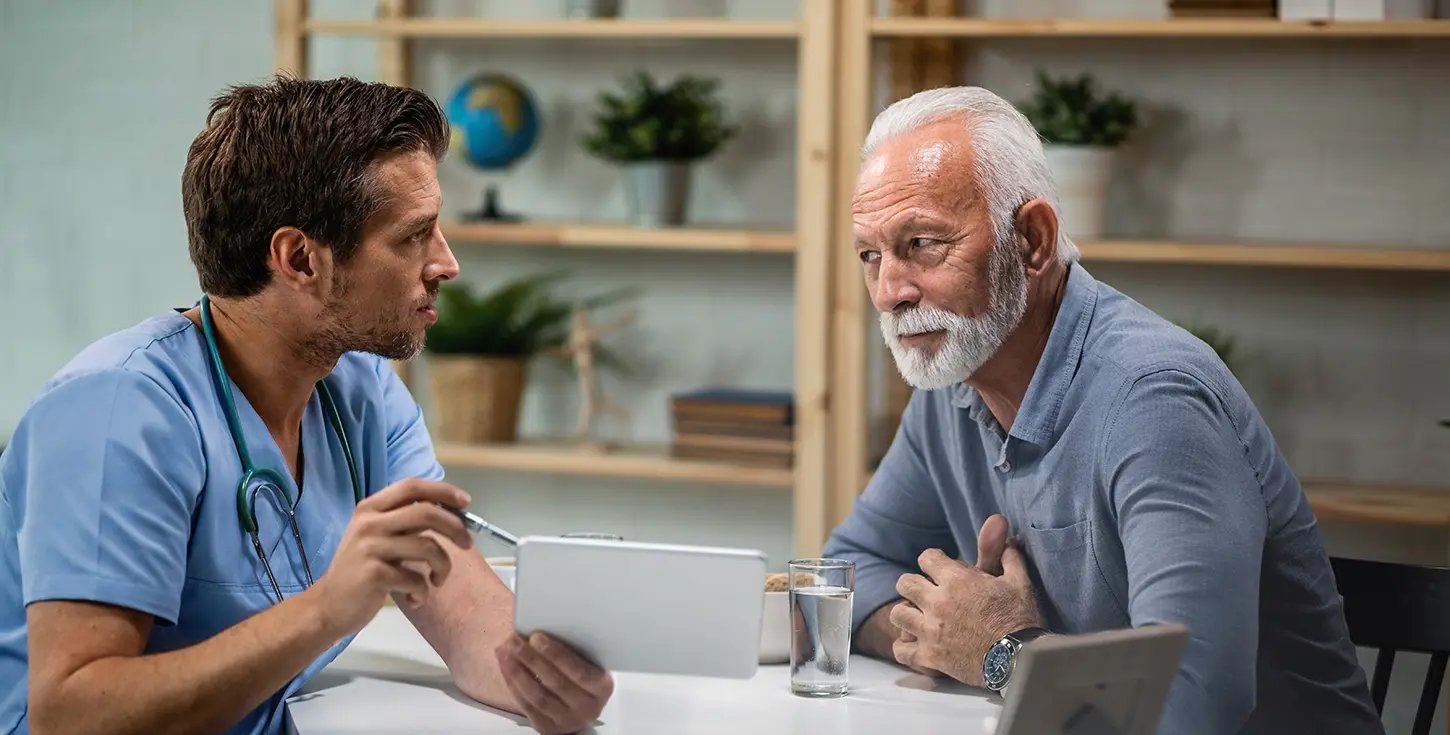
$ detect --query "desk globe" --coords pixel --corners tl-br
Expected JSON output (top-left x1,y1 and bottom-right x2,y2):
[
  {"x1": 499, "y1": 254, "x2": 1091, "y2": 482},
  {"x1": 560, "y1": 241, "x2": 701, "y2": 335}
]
[{"x1": 446, "y1": 73, "x2": 540, "y2": 221}]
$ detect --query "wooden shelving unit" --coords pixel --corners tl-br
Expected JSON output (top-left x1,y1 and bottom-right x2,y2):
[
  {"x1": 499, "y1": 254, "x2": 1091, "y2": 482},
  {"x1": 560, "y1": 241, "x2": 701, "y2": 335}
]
[
  {"x1": 1078, "y1": 240, "x2": 1450, "y2": 272},
  {"x1": 283, "y1": 0, "x2": 839, "y2": 557},
  {"x1": 435, "y1": 440, "x2": 794, "y2": 489},
  {"x1": 304, "y1": 17, "x2": 800, "y2": 40},
  {"x1": 443, "y1": 221, "x2": 796, "y2": 254},
  {"x1": 869, "y1": 17, "x2": 1450, "y2": 38}
]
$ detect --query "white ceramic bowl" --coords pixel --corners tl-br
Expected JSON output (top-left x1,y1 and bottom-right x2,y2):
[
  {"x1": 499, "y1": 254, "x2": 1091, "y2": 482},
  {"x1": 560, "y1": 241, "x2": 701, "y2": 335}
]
[{"x1": 759, "y1": 590, "x2": 790, "y2": 664}]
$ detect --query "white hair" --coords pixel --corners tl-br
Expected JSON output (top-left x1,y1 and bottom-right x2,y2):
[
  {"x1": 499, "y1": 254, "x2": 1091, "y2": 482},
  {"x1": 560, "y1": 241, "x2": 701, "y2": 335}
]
[{"x1": 860, "y1": 86, "x2": 1080, "y2": 265}]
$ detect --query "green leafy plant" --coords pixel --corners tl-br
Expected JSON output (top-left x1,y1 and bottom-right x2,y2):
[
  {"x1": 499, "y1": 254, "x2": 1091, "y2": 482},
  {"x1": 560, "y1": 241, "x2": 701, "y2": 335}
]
[
  {"x1": 426, "y1": 274, "x2": 635, "y2": 365},
  {"x1": 1017, "y1": 70, "x2": 1138, "y2": 147},
  {"x1": 580, "y1": 71, "x2": 737, "y2": 162}
]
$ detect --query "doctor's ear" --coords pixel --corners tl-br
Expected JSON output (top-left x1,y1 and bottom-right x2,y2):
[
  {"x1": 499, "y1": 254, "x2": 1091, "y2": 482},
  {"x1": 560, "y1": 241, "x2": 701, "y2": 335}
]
[{"x1": 268, "y1": 226, "x2": 323, "y2": 286}]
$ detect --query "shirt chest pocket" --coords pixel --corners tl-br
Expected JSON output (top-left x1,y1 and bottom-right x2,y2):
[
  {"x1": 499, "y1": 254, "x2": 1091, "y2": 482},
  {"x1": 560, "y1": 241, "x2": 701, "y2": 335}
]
[{"x1": 1017, "y1": 516, "x2": 1127, "y2": 632}]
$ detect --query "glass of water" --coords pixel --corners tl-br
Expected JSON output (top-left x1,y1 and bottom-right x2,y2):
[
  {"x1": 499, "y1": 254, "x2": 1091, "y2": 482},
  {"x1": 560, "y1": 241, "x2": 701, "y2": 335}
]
[{"x1": 788, "y1": 558, "x2": 855, "y2": 698}]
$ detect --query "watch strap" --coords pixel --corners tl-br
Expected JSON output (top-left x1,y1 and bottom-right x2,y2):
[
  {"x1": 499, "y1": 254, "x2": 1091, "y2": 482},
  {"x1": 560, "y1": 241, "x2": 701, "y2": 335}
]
[{"x1": 1007, "y1": 626, "x2": 1049, "y2": 647}]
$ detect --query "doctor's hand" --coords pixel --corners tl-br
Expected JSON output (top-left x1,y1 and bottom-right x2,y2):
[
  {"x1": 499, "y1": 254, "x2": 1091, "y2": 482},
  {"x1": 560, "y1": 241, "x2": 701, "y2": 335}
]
[
  {"x1": 310, "y1": 479, "x2": 473, "y2": 634},
  {"x1": 890, "y1": 514, "x2": 1040, "y2": 687},
  {"x1": 496, "y1": 632, "x2": 614, "y2": 734}
]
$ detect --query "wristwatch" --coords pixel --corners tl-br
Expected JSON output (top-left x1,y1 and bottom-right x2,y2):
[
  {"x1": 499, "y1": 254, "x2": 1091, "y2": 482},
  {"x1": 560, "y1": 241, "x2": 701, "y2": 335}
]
[{"x1": 983, "y1": 626, "x2": 1049, "y2": 693}]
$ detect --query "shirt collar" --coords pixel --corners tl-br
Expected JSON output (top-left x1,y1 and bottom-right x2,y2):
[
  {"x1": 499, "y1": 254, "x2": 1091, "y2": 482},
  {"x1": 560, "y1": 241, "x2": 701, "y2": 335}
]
[{"x1": 950, "y1": 263, "x2": 1100, "y2": 447}]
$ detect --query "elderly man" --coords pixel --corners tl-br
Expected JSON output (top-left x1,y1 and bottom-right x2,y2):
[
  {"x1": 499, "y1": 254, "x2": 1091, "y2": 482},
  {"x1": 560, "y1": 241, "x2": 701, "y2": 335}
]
[{"x1": 823, "y1": 86, "x2": 1381, "y2": 734}]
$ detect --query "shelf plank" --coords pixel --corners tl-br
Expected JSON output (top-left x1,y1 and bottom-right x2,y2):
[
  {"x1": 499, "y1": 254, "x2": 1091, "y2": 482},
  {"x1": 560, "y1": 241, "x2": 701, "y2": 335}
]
[
  {"x1": 435, "y1": 439, "x2": 795, "y2": 488},
  {"x1": 1304, "y1": 482, "x2": 1450, "y2": 527},
  {"x1": 305, "y1": 18, "x2": 800, "y2": 40},
  {"x1": 870, "y1": 17, "x2": 1450, "y2": 38},
  {"x1": 1079, "y1": 240, "x2": 1450, "y2": 271},
  {"x1": 442, "y1": 221, "x2": 796, "y2": 253}
]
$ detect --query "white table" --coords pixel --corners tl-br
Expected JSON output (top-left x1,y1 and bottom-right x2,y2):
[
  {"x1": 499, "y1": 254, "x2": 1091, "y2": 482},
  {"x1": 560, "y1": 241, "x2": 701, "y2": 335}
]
[{"x1": 289, "y1": 607, "x2": 1002, "y2": 734}]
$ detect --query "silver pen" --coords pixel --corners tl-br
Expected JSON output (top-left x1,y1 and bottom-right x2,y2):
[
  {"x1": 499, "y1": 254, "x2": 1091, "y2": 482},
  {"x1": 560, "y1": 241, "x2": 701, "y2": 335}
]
[{"x1": 451, "y1": 507, "x2": 520, "y2": 548}]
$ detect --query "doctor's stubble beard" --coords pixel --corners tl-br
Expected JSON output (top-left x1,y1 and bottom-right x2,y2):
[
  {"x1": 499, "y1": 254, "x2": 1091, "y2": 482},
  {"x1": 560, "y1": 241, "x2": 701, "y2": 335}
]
[
  {"x1": 311, "y1": 273, "x2": 439, "y2": 364},
  {"x1": 879, "y1": 228, "x2": 1029, "y2": 391}
]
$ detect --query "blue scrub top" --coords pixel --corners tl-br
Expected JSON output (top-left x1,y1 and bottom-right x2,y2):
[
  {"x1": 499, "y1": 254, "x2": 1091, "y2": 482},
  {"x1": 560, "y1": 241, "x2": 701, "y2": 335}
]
[{"x1": 0, "y1": 310, "x2": 445, "y2": 734}]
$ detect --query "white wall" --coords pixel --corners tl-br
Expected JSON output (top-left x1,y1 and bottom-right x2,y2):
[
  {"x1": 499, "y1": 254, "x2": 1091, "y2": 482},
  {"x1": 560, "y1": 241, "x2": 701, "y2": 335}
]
[
  {"x1": 0, "y1": 0, "x2": 273, "y2": 431},
  {"x1": 1, "y1": 0, "x2": 1446, "y2": 729}
]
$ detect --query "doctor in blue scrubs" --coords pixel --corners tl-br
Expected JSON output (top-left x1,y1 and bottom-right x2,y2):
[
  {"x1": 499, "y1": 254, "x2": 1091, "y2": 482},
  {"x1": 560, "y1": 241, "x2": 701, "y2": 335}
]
[{"x1": 0, "y1": 76, "x2": 613, "y2": 734}]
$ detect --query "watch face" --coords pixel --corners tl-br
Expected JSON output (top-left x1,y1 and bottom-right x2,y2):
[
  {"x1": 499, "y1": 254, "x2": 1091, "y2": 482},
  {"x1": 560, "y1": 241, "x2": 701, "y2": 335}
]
[{"x1": 984, "y1": 641, "x2": 1013, "y2": 688}]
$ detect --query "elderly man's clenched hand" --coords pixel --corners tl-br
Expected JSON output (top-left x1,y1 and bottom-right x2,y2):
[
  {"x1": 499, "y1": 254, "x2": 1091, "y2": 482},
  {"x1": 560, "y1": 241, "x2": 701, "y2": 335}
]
[{"x1": 890, "y1": 515, "x2": 1041, "y2": 687}]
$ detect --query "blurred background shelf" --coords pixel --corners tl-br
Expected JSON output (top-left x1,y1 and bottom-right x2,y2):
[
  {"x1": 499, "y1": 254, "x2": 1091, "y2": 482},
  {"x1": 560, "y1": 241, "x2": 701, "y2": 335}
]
[
  {"x1": 304, "y1": 18, "x2": 801, "y2": 40},
  {"x1": 1302, "y1": 482, "x2": 1450, "y2": 527},
  {"x1": 869, "y1": 18, "x2": 1450, "y2": 38},
  {"x1": 1078, "y1": 240, "x2": 1450, "y2": 271},
  {"x1": 442, "y1": 221, "x2": 797, "y2": 253},
  {"x1": 434, "y1": 439, "x2": 796, "y2": 488}
]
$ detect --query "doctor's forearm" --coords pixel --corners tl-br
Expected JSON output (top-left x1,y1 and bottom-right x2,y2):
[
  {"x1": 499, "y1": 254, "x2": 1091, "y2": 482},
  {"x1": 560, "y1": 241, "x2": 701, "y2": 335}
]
[
  {"x1": 29, "y1": 589, "x2": 351, "y2": 735},
  {"x1": 451, "y1": 648, "x2": 523, "y2": 714}
]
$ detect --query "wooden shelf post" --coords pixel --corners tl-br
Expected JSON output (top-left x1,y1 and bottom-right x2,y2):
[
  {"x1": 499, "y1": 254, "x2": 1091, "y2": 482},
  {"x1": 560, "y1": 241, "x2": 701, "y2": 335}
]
[
  {"x1": 830, "y1": 0, "x2": 876, "y2": 534},
  {"x1": 793, "y1": 0, "x2": 840, "y2": 559}
]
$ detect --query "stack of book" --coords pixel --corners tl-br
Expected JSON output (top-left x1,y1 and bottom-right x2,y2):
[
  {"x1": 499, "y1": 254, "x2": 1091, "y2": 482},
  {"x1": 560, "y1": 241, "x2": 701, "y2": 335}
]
[
  {"x1": 669, "y1": 389, "x2": 794, "y2": 469},
  {"x1": 1168, "y1": 0, "x2": 1276, "y2": 16}
]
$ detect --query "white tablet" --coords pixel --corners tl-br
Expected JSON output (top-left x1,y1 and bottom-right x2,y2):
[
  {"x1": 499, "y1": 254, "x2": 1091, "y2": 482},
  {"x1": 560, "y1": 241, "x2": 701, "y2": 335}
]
[
  {"x1": 513, "y1": 536, "x2": 767, "y2": 679},
  {"x1": 996, "y1": 623, "x2": 1190, "y2": 735}
]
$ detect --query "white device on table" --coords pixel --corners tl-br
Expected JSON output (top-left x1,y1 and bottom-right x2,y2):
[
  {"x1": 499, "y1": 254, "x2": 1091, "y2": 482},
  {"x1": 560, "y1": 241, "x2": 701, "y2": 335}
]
[
  {"x1": 513, "y1": 536, "x2": 768, "y2": 679},
  {"x1": 995, "y1": 623, "x2": 1190, "y2": 735}
]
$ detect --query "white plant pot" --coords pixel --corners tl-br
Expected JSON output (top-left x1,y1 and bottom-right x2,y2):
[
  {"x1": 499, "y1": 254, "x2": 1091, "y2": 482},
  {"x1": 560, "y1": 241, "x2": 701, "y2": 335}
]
[
  {"x1": 624, "y1": 160, "x2": 691, "y2": 227},
  {"x1": 1043, "y1": 144, "x2": 1115, "y2": 240}
]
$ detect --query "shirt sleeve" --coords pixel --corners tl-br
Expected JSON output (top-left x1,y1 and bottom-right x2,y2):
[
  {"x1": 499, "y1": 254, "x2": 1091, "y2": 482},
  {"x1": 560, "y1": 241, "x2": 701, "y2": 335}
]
[
  {"x1": 822, "y1": 392, "x2": 960, "y2": 635},
  {"x1": 1102, "y1": 369, "x2": 1267, "y2": 735},
  {"x1": 376, "y1": 358, "x2": 444, "y2": 486},
  {"x1": 13, "y1": 369, "x2": 204, "y2": 625}
]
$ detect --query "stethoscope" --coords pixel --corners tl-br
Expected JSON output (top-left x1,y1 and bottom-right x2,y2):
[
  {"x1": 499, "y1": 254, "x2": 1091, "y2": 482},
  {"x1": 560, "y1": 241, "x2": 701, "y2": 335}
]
[{"x1": 198, "y1": 294, "x2": 363, "y2": 603}]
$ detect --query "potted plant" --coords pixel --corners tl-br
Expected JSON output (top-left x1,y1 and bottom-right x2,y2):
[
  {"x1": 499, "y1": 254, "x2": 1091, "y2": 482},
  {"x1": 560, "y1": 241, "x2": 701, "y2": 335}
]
[
  {"x1": 581, "y1": 71, "x2": 737, "y2": 227},
  {"x1": 1017, "y1": 70, "x2": 1138, "y2": 239},
  {"x1": 425, "y1": 274, "x2": 632, "y2": 444}
]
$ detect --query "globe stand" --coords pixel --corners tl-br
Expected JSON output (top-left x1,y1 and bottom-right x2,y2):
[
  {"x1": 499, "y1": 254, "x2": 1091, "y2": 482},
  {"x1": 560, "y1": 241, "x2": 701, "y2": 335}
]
[{"x1": 464, "y1": 184, "x2": 523, "y2": 223}]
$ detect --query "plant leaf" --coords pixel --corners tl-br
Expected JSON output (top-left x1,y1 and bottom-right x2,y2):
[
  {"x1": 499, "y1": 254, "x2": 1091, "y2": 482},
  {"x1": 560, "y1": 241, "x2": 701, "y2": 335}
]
[
  {"x1": 426, "y1": 274, "x2": 639, "y2": 369},
  {"x1": 579, "y1": 69, "x2": 735, "y2": 162}
]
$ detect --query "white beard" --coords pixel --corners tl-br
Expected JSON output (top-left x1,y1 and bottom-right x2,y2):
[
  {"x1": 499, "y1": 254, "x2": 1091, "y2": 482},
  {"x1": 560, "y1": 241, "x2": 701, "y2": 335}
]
[{"x1": 879, "y1": 233, "x2": 1029, "y2": 390}]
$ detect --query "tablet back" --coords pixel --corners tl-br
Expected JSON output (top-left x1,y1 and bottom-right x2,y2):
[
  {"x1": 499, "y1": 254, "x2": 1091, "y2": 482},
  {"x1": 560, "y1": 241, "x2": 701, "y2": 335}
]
[{"x1": 513, "y1": 536, "x2": 768, "y2": 679}]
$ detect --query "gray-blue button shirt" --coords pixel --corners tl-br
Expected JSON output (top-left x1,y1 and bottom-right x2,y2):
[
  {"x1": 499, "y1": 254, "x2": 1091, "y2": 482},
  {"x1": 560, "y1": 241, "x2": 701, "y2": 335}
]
[{"x1": 824, "y1": 264, "x2": 1381, "y2": 734}]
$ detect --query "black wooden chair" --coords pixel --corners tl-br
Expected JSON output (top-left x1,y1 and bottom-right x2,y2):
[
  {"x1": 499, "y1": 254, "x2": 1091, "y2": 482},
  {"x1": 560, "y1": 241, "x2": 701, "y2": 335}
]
[{"x1": 1331, "y1": 556, "x2": 1450, "y2": 735}]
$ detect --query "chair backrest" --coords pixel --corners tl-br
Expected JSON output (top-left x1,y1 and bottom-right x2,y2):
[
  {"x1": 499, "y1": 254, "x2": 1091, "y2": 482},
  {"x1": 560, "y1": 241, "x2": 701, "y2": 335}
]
[{"x1": 1330, "y1": 556, "x2": 1450, "y2": 735}]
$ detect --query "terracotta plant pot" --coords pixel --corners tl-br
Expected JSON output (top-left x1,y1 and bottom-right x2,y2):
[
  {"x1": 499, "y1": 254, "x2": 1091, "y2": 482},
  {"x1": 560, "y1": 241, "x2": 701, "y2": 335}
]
[{"x1": 428, "y1": 355, "x2": 527, "y2": 443}]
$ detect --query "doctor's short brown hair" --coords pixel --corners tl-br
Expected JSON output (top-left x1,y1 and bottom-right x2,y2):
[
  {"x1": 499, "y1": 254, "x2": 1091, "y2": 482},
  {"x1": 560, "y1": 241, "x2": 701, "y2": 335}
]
[{"x1": 181, "y1": 75, "x2": 449, "y2": 297}]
